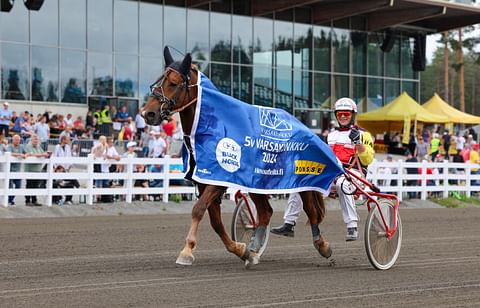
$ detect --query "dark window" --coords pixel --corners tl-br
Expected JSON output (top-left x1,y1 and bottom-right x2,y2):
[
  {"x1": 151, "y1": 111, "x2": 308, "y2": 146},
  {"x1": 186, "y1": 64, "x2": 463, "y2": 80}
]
[
  {"x1": 332, "y1": 20, "x2": 349, "y2": 73},
  {"x1": 211, "y1": 11, "x2": 232, "y2": 62},
  {"x1": 313, "y1": 72, "x2": 330, "y2": 109},
  {"x1": 368, "y1": 33, "x2": 384, "y2": 77},
  {"x1": 31, "y1": 0, "x2": 58, "y2": 46},
  {"x1": 294, "y1": 22, "x2": 312, "y2": 70},
  {"x1": 88, "y1": 0, "x2": 113, "y2": 52},
  {"x1": 253, "y1": 17, "x2": 273, "y2": 67},
  {"x1": 187, "y1": 8, "x2": 209, "y2": 62},
  {"x1": 31, "y1": 46, "x2": 59, "y2": 102},
  {"x1": 61, "y1": 49, "x2": 87, "y2": 104},
  {"x1": 60, "y1": 0, "x2": 87, "y2": 49},
  {"x1": 88, "y1": 52, "x2": 113, "y2": 96},
  {"x1": 0, "y1": 0, "x2": 29, "y2": 43},
  {"x1": 164, "y1": 5, "x2": 186, "y2": 53},
  {"x1": 139, "y1": 1, "x2": 163, "y2": 57},
  {"x1": 275, "y1": 66, "x2": 292, "y2": 112},
  {"x1": 368, "y1": 77, "x2": 383, "y2": 108},
  {"x1": 253, "y1": 65, "x2": 273, "y2": 107},
  {"x1": 114, "y1": 0, "x2": 139, "y2": 54},
  {"x1": 210, "y1": 63, "x2": 231, "y2": 95},
  {"x1": 139, "y1": 57, "x2": 163, "y2": 104},
  {"x1": 401, "y1": 36, "x2": 415, "y2": 79},
  {"x1": 353, "y1": 77, "x2": 367, "y2": 112},
  {"x1": 332, "y1": 75, "x2": 348, "y2": 102},
  {"x1": 386, "y1": 38, "x2": 400, "y2": 78},
  {"x1": 294, "y1": 70, "x2": 310, "y2": 109},
  {"x1": 313, "y1": 25, "x2": 331, "y2": 72},
  {"x1": 352, "y1": 32, "x2": 366, "y2": 75},
  {"x1": 232, "y1": 15, "x2": 253, "y2": 64},
  {"x1": 115, "y1": 54, "x2": 138, "y2": 97},
  {"x1": 1, "y1": 43, "x2": 29, "y2": 100},
  {"x1": 233, "y1": 65, "x2": 252, "y2": 103},
  {"x1": 385, "y1": 79, "x2": 400, "y2": 103}
]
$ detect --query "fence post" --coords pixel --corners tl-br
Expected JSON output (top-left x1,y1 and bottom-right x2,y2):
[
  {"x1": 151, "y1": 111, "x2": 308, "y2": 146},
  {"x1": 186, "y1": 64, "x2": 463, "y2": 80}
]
[
  {"x1": 443, "y1": 160, "x2": 449, "y2": 198},
  {"x1": 126, "y1": 154, "x2": 133, "y2": 204},
  {"x1": 87, "y1": 154, "x2": 94, "y2": 205},
  {"x1": 46, "y1": 157, "x2": 53, "y2": 207},
  {"x1": 465, "y1": 163, "x2": 471, "y2": 198},
  {"x1": 162, "y1": 155, "x2": 170, "y2": 203},
  {"x1": 420, "y1": 160, "x2": 427, "y2": 200},
  {"x1": 397, "y1": 159, "x2": 403, "y2": 202},
  {"x1": 3, "y1": 152, "x2": 11, "y2": 207}
]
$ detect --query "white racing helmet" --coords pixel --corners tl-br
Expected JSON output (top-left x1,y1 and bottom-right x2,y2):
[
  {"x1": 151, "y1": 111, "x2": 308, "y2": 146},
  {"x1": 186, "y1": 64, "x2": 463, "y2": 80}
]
[{"x1": 334, "y1": 97, "x2": 357, "y2": 128}]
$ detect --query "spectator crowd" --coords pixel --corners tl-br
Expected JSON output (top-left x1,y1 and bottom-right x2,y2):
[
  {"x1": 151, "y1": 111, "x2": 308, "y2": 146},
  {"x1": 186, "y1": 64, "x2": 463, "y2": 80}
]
[{"x1": 0, "y1": 101, "x2": 187, "y2": 206}]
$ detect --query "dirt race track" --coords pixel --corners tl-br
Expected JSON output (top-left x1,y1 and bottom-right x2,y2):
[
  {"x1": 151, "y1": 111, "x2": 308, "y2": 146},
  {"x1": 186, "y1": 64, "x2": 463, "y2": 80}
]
[{"x1": 1, "y1": 207, "x2": 480, "y2": 307}]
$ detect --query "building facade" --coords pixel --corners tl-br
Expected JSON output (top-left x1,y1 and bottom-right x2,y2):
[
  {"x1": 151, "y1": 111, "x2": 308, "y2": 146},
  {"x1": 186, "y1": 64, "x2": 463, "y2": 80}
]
[{"x1": 1, "y1": 0, "x2": 478, "y2": 131}]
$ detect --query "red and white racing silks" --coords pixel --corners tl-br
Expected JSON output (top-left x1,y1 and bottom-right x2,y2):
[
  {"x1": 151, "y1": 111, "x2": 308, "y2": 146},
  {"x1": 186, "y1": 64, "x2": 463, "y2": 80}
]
[{"x1": 327, "y1": 126, "x2": 375, "y2": 167}]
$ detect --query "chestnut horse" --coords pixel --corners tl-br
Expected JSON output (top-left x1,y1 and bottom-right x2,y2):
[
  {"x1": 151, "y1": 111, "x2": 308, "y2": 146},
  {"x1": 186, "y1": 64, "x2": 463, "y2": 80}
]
[{"x1": 141, "y1": 47, "x2": 332, "y2": 267}]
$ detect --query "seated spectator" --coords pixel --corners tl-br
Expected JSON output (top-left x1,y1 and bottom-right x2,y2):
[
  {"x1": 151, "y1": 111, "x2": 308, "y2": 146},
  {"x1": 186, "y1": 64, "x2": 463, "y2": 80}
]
[
  {"x1": 52, "y1": 165, "x2": 80, "y2": 205},
  {"x1": 59, "y1": 125, "x2": 77, "y2": 140},
  {"x1": 73, "y1": 116, "x2": 85, "y2": 134},
  {"x1": 64, "y1": 113, "x2": 74, "y2": 127},
  {"x1": 133, "y1": 164, "x2": 149, "y2": 201},
  {"x1": 149, "y1": 164, "x2": 163, "y2": 201}
]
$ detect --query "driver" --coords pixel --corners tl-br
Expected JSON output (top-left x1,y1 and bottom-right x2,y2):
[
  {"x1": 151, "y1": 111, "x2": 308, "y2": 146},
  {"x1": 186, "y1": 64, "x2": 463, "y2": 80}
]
[{"x1": 270, "y1": 98, "x2": 375, "y2": 241}]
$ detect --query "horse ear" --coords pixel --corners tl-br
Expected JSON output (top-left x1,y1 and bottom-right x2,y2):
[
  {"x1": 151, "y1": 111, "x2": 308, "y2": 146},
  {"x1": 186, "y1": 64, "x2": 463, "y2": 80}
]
[
  {"x1": 164, "y1": 46, "x2": 174, "y2": 67},
  {"x1": 180, "y1": 53, "x2": 192, "y2": 77}
]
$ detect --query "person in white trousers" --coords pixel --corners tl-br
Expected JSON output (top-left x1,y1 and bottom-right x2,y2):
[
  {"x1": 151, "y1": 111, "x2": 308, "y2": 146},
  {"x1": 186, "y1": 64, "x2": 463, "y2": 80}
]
[{"x1": 270, "y1": 98, "x2": 375, "y2": 241}]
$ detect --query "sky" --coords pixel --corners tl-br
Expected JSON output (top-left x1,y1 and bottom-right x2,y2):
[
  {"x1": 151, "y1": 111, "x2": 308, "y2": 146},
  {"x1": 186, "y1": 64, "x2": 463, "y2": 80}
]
[{"x1": 426, "y1": 27, "x2": 480, "y2": 64}]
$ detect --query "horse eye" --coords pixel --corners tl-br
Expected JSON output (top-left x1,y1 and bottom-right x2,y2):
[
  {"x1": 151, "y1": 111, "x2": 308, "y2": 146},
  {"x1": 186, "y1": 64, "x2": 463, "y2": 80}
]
[{"x1": 170, "y1": 82, "x2": 177, "y2": 87}]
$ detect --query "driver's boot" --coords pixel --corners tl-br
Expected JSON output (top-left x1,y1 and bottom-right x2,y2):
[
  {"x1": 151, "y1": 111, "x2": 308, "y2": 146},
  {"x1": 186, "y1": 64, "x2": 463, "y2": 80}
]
[{"x1": 270, "y1": 222, "x2": 295, "y2": 237}]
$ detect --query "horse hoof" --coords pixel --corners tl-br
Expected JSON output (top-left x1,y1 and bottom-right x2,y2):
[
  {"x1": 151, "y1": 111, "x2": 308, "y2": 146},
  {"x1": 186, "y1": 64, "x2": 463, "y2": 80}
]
[
  {"x1": 239, "y1": 243, "x2": 250, "y2": 261},
  {"x1": 314, "y1": 239, "x2": 332, "y2": 259},
  {"x1": 245, "y1": 252, "x2": 260, "y2": 269},
  {"x1": 176, "y1": 253, "x2": 195, "y2": 266}
]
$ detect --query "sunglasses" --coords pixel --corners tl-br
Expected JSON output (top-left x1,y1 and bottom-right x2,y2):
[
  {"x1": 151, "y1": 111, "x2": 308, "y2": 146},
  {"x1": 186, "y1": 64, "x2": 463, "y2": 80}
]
[{"x1": 336, "y1": 111, "x2": 352, "y2": 118}]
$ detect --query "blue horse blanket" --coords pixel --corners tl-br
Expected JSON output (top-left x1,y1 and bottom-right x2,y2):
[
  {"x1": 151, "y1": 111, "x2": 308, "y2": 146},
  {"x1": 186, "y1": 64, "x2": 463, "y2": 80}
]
[{"x1": 183, "y1": 72, "x2": 343, "y2": 195}]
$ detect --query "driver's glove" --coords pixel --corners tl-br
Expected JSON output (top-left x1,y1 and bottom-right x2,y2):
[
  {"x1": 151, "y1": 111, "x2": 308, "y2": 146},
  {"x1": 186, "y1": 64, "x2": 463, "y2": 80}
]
[{"x1": 349, "y1": 128, "x2": 361, "y2": 145}]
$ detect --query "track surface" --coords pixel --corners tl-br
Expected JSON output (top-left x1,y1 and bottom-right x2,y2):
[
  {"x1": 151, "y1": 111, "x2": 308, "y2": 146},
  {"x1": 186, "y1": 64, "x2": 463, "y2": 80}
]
[{"x1": 1, "y1": 208, "x2": 479, "y2": 307}]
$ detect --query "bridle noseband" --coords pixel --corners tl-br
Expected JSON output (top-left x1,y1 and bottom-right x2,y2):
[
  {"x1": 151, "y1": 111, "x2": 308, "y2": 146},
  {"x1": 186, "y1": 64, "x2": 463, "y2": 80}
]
[{"x1": 149, "y1": 67, "x2": 197, "y2": 121}]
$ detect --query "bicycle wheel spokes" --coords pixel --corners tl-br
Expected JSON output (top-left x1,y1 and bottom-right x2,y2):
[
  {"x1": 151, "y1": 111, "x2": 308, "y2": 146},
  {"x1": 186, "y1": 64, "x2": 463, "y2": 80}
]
[{"x1": 365, "y1": 199, "x2": 402, "y2": 270}]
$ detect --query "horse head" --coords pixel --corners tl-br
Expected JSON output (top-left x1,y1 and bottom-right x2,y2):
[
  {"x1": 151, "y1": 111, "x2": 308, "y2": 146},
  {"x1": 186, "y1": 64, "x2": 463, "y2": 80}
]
[{"x1": 142, "y1": 46, "x2": 198, "y2": 126}]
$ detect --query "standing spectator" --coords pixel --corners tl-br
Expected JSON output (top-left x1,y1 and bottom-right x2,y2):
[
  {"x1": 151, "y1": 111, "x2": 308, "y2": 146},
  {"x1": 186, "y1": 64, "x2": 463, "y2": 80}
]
[
  {"x1": 149, "y1": 164, "x2": 164, "y2": 201},
  {"x1": 0, "y1": 101, "x2": 12, "y2": 137},
  {"x1": 133, "y1": 164, "x2": 149, "y2": 201},
  {"x1": 162, "y1": 116, "x2": 176, "y2": 140},
  {"x1": 469, "y1": 143, "x2": 480, "y2": 186},
  {"x1": 53, "y1": 135, "x2": 72, "y2": 171},
  {"x1": 10, "y1": 111, "x2": 18, "y2": 128},
  {"x1": 414, "y1": 136, "x2": 430, "y2": 160},
  {"x1": 116, "y1": 105, "x2": 129, "y2": 123},
  {"x1": 91, "y1": 135, "x2": 107, "y2": 193},
  {"x1": 64, "y1": 113, "x2": 74, "y2": 127},
  {"x1": 23, "y1": 134, "x2": 50, "y2": 206},
  {"x1": 456, "y1": 133, "x2": 466, "y2": 154},
  {"x1": 149, "y1": 131, "x2": 167, "y2": 158},
  {"x1": 430, "y1": 133, "x2": 441, "y2": 161},
  {"x1": 405, "y1": 150, "x2": 419, "y2": 199},
  {"x1": 12, "y1": 111, "x2": 28, "y2": 134},
  {"x1": 135, "y1": 108, "x2": 146, "y2": 139},
  {"x1": 139, "y1": 126, "x2": 151, "y2": 157},
  {"x1": 6, "y1": 134, "x2": 25, "y2": 206},
  {"x1": 85, "y1": 111, "x2": 94, "y2": 130},
  {"x1": 442, "y1": 130, "x2": 451, "y2": 160},
  {"x1": 100, "y1": 105, "x2": 113, "y2": 137},
  {"x1": 101, "y1": 137, "x2": 120, "y2": 189},
  {"x1": 119, "y1": 120, "x2": 133, "y2": 142},
  {"x1": 34, "y1": 115, "x2": 50, "y2": 151}
]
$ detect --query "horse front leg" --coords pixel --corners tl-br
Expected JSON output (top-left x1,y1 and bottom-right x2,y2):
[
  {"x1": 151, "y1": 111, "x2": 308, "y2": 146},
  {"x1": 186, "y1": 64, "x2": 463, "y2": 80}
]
[
  {"x1": 244, "y1": 194, "x2": 273, "y2": 268},
  {"x1": 301, "y1": 192, "x2": 333, "y2": 260},
  {"x1": 176, "y1": 186, "x2": 221, "y2": 266},
  {"x1": 207, "y1": 202, "x2": 250, "y2": 261}
]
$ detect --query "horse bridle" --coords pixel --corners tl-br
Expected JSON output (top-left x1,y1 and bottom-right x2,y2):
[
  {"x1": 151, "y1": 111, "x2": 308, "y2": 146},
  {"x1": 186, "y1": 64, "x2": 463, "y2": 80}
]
[{"x1": 149, "y1": 67, "x2": 197, "y2": 120}]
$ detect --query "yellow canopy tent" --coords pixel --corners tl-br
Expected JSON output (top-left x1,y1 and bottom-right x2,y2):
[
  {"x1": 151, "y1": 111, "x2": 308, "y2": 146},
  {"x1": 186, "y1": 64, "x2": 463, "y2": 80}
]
[
  {"x1": 423, "y1": 93, "x2": 480, "y2": 125},
  {"x1": 356, "y1": 92, "x2": 449, "y2": 135}
]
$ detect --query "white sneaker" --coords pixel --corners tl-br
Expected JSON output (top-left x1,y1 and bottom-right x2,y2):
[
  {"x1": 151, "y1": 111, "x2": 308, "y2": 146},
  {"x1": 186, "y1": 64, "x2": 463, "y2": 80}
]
[{"x1": 346, "y1": 227, "x2": 358, "y2": 241}]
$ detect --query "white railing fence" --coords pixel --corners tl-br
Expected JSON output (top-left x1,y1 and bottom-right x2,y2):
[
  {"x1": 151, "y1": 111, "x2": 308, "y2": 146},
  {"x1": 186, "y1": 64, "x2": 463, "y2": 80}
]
[
  {"x1": 0, "y1": 153, "x2": 196, "y2": 207},
  {"x1": 0, "y1": 154, "x2": 479, "y2": 207},
  {"x1": 367, "y1": 159, "x2": 480, "y2": 201}
]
